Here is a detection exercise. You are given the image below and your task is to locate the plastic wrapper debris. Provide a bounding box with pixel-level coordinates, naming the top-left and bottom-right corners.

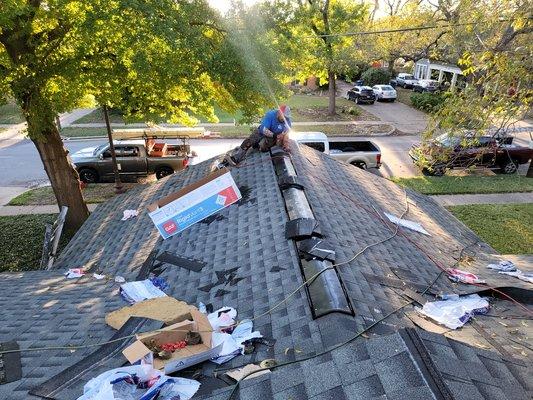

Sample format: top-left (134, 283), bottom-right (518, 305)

top-left (120, 279), bottom-right (167, 304)
top-left (210, 319), bottom-right (262, 365)
top-left (499, 270), bottom-right (533, 284)
top-left (77, 364), bottom-right (200, 400)
top-left (416, 294), bottom-right (489, 329)
top-left (121, 210), bottom-right (139, 221)
top-left (208, 307), bottom-right (237, 331)
top-left (65, 268), bottom-right (86, 279)
top-left (486, 260), bottom-right (517, 272)
top-left (384, 213), bottom-right (430, 235)
top-left (446, 268), bottom-right (485, 284)
top-left (93, 273), bottom-right (106, 280)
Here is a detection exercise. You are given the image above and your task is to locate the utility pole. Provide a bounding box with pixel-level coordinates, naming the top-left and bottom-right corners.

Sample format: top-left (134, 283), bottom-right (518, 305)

top-left (103, 105), bottom-right (125, 194)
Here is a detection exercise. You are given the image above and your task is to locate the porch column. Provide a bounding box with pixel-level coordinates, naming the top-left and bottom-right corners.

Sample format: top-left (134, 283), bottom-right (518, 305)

top-left (438, 70), bottom-right (444, 83)
top-left (451, 73), bottom-right (458, 88)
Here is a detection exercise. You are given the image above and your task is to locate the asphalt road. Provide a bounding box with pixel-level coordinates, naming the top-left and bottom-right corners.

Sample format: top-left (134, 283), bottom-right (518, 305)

top-left (0, 135), bottom-right (421, 188)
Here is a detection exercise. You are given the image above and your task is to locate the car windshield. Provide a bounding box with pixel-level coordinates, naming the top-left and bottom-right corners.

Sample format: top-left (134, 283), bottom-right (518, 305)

top-left (93, 144), bottom-right (108, 155)
top-left (381, 85), bottom-right (394, 90)
top-left (435, 134), bottom-right (460, 147)
top-left (403, 75), bottom-right (415, 80)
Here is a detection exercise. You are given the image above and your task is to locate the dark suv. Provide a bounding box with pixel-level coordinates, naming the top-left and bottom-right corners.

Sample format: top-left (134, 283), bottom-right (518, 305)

top-left (409, 134), bottom-right (533, 175)
top-left (347, 86), bottom-right (376, 104)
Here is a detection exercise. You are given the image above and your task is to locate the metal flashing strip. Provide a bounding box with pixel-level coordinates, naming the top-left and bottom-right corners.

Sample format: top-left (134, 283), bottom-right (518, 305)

top-left (270, 145), bottom-right (353, 319)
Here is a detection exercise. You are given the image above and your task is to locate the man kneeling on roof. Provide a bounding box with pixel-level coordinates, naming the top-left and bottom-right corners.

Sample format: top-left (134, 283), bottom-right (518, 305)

top-left (224, 105), bottom-right (292, 166)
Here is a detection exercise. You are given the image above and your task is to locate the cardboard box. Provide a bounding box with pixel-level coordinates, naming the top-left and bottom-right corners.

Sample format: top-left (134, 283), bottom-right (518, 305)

top-left (123, 308), bottom-right (223, 373)
top-left (147, 168), bottom-right (241, 239)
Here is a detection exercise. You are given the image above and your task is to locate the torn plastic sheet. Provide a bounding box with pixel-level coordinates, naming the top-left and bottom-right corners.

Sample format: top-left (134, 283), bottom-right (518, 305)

top-left (446, 268), bottom-right (486, 284)
top-left (120, 280), bottom-right (167, 304)
top-left (486, 260), bottom-right (517, 272)
top-left (384, 213), bottom-right (430, 235)
top-left (121, 210), bottom-right (139, 221)
top-left (416, 294), bottom-right (489, 329)
top-left (77, 364), bottom-right (200, 400)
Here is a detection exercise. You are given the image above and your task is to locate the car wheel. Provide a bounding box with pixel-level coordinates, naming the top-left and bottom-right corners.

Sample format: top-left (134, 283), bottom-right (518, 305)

top-left (355, 97), bottom-right (360, 104)
top-left (156, 166), bottom-right (174, 179)
top-left (370, 101), bottom-right (375, 105)
top-left (351, 161), bottom-right (367, 170)
top-left (501, 159), bottom-right (519, 174)
top-left (78, 168), bottom-right (99, 183)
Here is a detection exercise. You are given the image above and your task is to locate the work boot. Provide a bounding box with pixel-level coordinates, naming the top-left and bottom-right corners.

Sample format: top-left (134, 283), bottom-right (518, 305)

top-left (230, 147), bottom-right (247, 164)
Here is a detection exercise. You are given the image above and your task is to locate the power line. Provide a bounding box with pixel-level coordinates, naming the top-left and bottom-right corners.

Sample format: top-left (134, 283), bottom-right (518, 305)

top-left (299, 17), bottom-right (531, 39)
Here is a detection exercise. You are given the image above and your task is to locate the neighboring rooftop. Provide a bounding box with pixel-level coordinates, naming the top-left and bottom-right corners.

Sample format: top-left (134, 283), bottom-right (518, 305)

top-left (1, 142), bottom-right (531, 400)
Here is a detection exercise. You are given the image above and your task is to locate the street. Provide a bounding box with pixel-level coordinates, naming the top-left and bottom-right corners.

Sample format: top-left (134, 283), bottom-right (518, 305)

top-left (0, 135), bottom-right (421, 188)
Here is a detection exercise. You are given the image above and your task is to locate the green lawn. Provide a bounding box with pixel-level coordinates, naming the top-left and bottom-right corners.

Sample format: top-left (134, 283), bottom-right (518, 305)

top-left (0, 214), bottom-right (74, 272)
top-left (448, 204), bottom-right (533, 254)
top-left (0, 102), bottom-right (25, 124)
top-left (60, 127), bottom-right (108, 137)
top-left (392, 175), bottom-right (533, 195)
top-left (72, 94), bottom-right (376, 125)
top-left (9, 183), bottom-right (139, 206)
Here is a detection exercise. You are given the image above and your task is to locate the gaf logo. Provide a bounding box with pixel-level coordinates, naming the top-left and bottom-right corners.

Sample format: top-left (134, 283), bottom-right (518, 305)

top-left (216, 194), bottom-right (227, 206)
top-left (163, 220), bottom-right (178, 234)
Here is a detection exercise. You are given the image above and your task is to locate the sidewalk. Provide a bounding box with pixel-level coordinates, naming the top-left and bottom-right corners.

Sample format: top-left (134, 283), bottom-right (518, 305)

top-left (0, 203), bottom-right (98, 216)
top-left (431, 192), bottom-right (533, 206)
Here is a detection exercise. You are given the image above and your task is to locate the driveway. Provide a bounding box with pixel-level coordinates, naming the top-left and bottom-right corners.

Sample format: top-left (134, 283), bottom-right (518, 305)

top-left (338, 81), bottom-right (428, 134)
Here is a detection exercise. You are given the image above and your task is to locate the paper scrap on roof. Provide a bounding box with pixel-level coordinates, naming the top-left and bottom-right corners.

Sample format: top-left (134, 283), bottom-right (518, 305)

top-left (384, 213), bottom-right (430, 235)
top-left (416, 294), bottom-right (489, 329)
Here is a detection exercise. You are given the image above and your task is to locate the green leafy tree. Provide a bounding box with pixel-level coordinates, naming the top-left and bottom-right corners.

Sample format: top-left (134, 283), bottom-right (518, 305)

top-left (420, 0), bottom-right (532, 175)
top-left (361, 68), bottom-right (391, 86)
top-left (0, 0), bottom-right (282, 231)
top-left (262, 0), bottom-right (367, 115)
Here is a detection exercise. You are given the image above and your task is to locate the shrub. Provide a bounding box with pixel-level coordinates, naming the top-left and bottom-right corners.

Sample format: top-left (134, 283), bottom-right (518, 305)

top-left (410, 92), bottom-right (446, 112)
top-left (360, 68), bottom-right (392, 87)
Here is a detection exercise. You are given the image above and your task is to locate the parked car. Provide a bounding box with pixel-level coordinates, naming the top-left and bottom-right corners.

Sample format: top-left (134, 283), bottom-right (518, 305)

top-left (395, 73), bottom-right (418, 89)
top-left (291, 131), bottom-right (381, 169)
top-left (71, 139), bottom-right (193, 183)
top-left (412, 79), bottom-right (439, 93)
top-left (347, 86), bottom-right (376, 104)
top-left (372, 85), bottom-right (397, 102)
top-left (409, 133), bottom-right (533, 175)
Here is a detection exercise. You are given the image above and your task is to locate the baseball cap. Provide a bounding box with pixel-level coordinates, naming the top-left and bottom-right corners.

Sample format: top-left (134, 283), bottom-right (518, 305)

top-left (279, 104), bottom-right (291, 119)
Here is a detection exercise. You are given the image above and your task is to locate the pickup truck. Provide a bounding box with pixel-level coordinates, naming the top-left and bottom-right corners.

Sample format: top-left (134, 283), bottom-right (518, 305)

top-left (71, 139), bottom-right (192, 183)
top-left (393, 73), bottom-right (419, 89)
top-left (291, 132), bottom-right (382, 169)
top-left (409, 133), bottom-right (533, 175)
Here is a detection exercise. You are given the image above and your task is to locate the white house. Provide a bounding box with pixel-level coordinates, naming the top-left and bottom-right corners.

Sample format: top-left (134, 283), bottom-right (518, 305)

top-left (414, 58), bottom-right (463, 88)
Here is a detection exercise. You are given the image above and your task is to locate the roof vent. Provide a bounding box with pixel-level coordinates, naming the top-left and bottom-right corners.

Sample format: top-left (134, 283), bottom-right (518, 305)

top-left (271, 146), bottom-right (353, 319)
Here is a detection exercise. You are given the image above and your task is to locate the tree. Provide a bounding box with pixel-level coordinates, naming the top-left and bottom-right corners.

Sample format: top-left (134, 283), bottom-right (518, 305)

top-left (262, 0), bottom-right (367, 115)
top-left (416, 0), bottom-right (532, 175)
top-left (361, 68), bottom-right (391, 86)
top-left (0, 0), bottom-right (282, 231)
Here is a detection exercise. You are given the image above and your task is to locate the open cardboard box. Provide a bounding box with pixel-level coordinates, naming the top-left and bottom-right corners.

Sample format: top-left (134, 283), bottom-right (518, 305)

top-left (123, 308), bottom-right (223, 373)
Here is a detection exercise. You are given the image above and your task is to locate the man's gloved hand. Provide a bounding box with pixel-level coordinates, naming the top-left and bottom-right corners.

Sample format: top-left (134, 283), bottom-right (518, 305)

top-left (262, 128), bottom-right (274, 138)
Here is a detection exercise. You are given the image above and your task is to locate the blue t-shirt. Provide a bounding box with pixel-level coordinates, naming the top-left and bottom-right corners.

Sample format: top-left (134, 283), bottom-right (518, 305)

top-left (258, 110), bottom-right (292, 136)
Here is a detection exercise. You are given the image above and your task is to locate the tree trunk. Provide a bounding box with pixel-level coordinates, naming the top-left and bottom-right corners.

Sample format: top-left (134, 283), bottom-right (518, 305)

top-left (527, 161), bottom-right (533, 178)
top-left (328, 70), bottom-right (336, 116)
top-left (28, 113), bottom-right (89, 232)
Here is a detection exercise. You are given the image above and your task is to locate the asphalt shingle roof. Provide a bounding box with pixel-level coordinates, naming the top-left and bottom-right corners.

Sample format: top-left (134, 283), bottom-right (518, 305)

top-left (1, 141), bottom-right (531, 399)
